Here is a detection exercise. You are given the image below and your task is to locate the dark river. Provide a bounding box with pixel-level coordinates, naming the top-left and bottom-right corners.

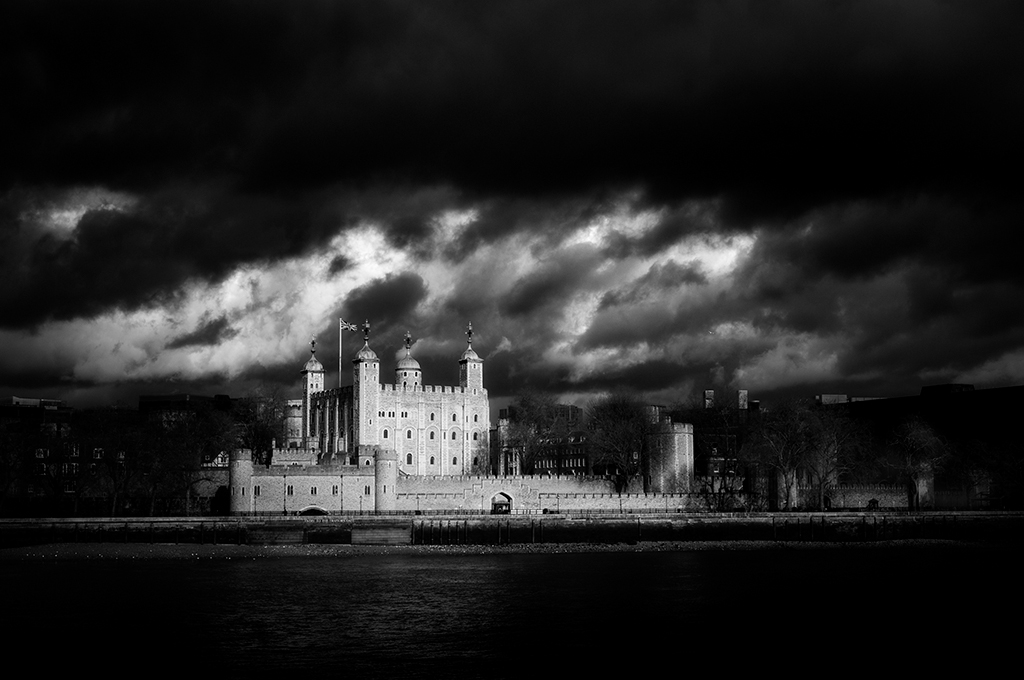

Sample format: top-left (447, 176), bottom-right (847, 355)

top-left (4, 544), bottom-right (1019, 677)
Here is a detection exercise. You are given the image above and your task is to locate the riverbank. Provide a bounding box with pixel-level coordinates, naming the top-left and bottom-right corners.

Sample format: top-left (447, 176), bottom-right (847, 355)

top-left (2, 537), bottom-right (1015, 561)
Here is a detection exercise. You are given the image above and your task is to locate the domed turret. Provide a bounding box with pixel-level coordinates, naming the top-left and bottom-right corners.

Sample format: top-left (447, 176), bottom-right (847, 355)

top-left (356, 343), bottom-right (379, 362)
top-left (304, 352), bottom-right (324, 373)
top-left (301, 337), bottom-right (325, 443)
top-left (352, 320), bottom-right (381, 447)
top-left (302, 336), bottom-right (325, 373)
top-left (353, 320), bottom-right (379, 363)
top-left (396, 331), bottom-right (422, 386)
top-left (459, 322), bottom-right (483, 391)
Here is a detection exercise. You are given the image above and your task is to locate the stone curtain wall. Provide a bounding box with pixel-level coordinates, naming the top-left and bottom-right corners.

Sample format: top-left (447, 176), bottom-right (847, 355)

top-left (797, 484), bottom-right (907, 510)
top-left (395, 475), bottom-right (700, 513)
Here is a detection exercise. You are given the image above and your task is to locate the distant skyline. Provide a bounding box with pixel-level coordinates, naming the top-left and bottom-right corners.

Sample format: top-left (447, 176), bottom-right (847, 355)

top-left (3, 1), bottom-right (1023, 411)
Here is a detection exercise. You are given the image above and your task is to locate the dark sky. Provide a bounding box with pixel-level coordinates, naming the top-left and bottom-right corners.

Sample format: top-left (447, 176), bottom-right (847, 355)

top-left (3, 0), bottom-right (1023, 413)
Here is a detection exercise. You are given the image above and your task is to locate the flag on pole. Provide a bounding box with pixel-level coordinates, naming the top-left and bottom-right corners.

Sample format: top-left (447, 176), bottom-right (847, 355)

top-left (339, 318), bottom-right (359, 389)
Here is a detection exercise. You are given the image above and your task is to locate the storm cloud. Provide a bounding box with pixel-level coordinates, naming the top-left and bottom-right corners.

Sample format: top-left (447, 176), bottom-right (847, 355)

top-left (3, 0), bottom-right (1024, 410)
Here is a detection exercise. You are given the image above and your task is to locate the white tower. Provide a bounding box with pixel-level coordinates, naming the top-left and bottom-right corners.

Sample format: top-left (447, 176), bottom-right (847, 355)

top-left (353, 320), bottom-right (380, 447)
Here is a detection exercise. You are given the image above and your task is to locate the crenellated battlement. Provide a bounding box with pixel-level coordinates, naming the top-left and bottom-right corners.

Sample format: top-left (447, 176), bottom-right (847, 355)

top-left (378, 383), bottom-right (487, 395)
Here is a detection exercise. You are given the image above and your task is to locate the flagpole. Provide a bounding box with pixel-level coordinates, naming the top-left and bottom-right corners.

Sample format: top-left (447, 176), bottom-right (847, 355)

top-left (339, 318), bottom-right (359, 388)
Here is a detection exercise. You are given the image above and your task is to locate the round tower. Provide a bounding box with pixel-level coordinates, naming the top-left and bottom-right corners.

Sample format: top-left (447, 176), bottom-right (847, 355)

top-left (302, 337), bottom-right (325, 443)
top-left (648, 420), bottom-right (694, 493)
top-left (229, 449), bottom-right (254, 515)
top-left (374, 447), bottom-right (399, 512)
top-left (459, 322), bottom-right (484, 391)
top-left (396, 331), bottom-right (422, 387)
top-left (353, 320), bottom-right (380, 447)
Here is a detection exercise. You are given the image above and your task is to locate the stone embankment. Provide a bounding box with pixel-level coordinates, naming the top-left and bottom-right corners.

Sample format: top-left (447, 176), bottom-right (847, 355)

top-left (2, 511), bottom-right (1021, 549)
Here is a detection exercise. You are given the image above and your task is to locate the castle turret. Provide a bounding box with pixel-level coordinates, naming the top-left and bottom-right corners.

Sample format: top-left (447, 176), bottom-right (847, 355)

top-left (459, 322), bottom-right (484, 391)
top-left (353, 320), bottom-right (380, 447)
top-left (375, 447), bottom-right (398, 512)
top-left (229, 449), bottom-right (254, 515)
top-left (647, 420), bottom-right (694, 493)
top-left (302, 337), bottom-right (325, 443)
top-left (396, 331), bottom-right (422, 387)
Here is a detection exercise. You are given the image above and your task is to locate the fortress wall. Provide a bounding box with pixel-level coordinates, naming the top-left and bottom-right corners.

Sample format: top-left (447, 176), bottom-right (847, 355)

top-left (797, 484), bottom-right (907, 509)
top-left (236, 465), bottom-right (375, 514)
top-left (394, 475), bottom-right (699, 512)
top-left (534, 492), bottom-right (693, 512)
top-left (398, 475), bottom-right (616, 495)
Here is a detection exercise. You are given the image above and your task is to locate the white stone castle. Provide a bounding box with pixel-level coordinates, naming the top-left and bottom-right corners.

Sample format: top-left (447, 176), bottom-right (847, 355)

top-left (292, 321), bottom-right (490, 474)
top-left (229, 320), bottom-right (695, 515)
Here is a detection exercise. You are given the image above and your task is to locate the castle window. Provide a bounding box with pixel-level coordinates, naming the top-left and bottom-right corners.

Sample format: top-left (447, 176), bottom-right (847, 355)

top-left (452, 457), bottom-right (457, 465)
top-left (430, 456), bottom-right (435, 465)
top-left (403, 372), bottom-right (407, 377)
top-left (287, 485), bottom-right (294, 496)
top-left (473, 432), bottom-right (479, 441)
top-left (474, 414), bottom-right (478, 422)
top-left (430, 413), bottom-right (435, 421)
top-left (452, 414), bottom-right (457, 422)
top-left (332, 485), bottom-right (338, 495)
top-left (311, 486), bottom-right (317, 495)
top-left (365, 459), bottom-right (371, 466)
top-left (451, 431), bottom-right (456, 440)
top-left (254, 485), bottom-right (261, 497)
top-left (364, 485), bottom-right (370, 495)
top-left (383, 430), bottom-right (389, 439)
top-left (406, 430), bottom-right (412, 439)
top-left (406, 453), bottom-right (412, 465)
top-left (473, 457), bottom-right (478, 466)
top-left (429, 431), bottom-right (435, 440)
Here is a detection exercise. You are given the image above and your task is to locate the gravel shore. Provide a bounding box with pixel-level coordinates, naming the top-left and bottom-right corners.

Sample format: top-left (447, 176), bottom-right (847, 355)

top-left (0, 538), bottom-right (992, 561)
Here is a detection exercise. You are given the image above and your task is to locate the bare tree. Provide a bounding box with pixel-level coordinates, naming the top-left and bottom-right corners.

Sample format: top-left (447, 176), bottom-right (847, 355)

top-left (234, 386), bottom-right (286, 466)
top-left (803, 408), bottom-right (866, 510)
top-left (886, 418), bottom-right (949, 510)
top-left (502, 391), bottom-right (557, 475)
top-left (75, 408), bottom-right (147, 516)
top-left (741, 401), bottom-right (815, 510)
top-left (586, 391), bottom-right (655, 493)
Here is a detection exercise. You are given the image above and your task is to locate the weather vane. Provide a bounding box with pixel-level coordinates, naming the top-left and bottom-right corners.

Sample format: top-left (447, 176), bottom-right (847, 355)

top-left (404, 330), bottom-right (413, 350)
top-left (310, 335), bottom-right (316, 354)
top-left (362, 319), bottom-right (371, 342)
top-left (465, 322), bottom-right (473, 345)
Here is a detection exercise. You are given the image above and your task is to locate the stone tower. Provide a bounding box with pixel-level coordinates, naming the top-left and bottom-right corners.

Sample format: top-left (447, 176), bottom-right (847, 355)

top-left (375, 448), bottom-right (398, 511)
top-left (396, 331), bottom-right (422, 387)
top-left (301, 337), bottom-right (325, 443)
top-left (459, 322), bottom-right (484, 391)
top-left (353, 320), bottom-right (380, 447)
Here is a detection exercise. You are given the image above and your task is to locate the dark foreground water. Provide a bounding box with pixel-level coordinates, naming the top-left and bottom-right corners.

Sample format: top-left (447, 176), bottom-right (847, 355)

top-left (4, 543), bottom-right (1021, 677)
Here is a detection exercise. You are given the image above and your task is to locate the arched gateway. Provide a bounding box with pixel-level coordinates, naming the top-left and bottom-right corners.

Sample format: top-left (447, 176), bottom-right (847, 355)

top-left (490, 493), bottom-right (512, 514)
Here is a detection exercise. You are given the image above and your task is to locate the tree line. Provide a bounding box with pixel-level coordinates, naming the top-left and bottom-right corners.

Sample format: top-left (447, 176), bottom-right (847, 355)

top-left (499, 389), bottom-right (1020, 510)
top-left (0, 388), bottom-right (288, 517)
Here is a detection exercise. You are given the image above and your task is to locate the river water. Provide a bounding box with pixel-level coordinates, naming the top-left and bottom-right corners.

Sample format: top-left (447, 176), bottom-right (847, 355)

top-left (4, 543), bottom-right (1019, 677)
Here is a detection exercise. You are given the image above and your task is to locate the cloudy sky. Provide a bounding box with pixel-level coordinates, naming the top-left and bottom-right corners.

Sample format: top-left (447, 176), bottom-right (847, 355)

top-left (3, 0), bottom-right (1023, 414)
